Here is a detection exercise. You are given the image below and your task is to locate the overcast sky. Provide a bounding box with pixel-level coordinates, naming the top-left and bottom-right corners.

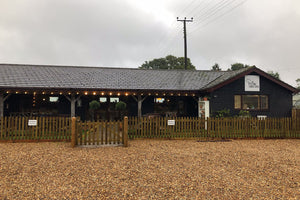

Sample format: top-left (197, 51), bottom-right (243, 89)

top-left (0, 0), bottom-right (299, 86)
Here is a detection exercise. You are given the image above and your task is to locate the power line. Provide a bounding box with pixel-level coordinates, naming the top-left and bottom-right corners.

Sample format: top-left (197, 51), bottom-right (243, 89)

top-left (189, 0), bottom-right (248, 34)
top-left (177, 0), bottom-right (198, 17)
top-left (155, 0), bottom-right (197, 46)
top-left (157, 23), bottom-right (182, 56)
top-left (189, 0), bottom-right (238, 32)
top-left (189, 0), bottom-right (223, 19)
top-left (156, 0), bottom-right (247, 58)
top-left (158, 0), bottom-right (235, 56)
top-left (194, 0), bottom-right (236, 18)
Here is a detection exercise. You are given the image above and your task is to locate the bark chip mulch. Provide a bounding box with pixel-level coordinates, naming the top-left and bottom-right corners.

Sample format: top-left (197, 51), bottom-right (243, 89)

top-left (0, 139), bottom-right (299, 199)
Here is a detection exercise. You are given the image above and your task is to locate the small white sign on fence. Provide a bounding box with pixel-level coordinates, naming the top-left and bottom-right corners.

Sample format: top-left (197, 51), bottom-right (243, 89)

top-left (167, 120), bottom-right (175, 126)
top-left (28, 119), bottom-right (37, 126)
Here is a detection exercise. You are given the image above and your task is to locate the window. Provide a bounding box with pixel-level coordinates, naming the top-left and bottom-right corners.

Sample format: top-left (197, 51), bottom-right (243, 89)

top-left (154, 98), bottom-right (165, 103)
top-left (234, 95), bottom-right (241, 109)
top-left (234, 95), bottom-right (268, 110)
top-left (49, 96), bottom-right (59, 102)
top-left (110, 97), bottom-right (119, 103)
top-left (99, 97), bottom-right (107, 103)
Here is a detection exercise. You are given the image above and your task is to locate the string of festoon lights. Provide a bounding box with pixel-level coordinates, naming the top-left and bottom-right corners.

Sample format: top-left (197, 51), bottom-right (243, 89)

top-left (4, 90), bottom-right (197, 97)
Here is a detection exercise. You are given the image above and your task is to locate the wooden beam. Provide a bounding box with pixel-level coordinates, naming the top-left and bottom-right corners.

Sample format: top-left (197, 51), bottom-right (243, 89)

top-left (0, 93), bottom-right (11, 118)
top-left (132, 95), bottom-right (147, 118)
top-left (64, 94), bottom-right (81, 117)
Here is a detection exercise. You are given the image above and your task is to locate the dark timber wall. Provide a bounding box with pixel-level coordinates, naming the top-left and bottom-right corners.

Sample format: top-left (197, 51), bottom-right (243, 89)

top-left (210, 72), bottom-right (293, 117)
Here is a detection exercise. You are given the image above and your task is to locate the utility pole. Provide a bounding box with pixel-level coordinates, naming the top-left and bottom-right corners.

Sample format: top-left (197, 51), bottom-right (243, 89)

top-left (177, 17), bottom-right (193, 70)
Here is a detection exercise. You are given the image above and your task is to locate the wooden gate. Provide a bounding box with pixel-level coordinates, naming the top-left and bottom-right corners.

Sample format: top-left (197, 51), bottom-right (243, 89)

top-left (72, 117), bottom-right (128, 147)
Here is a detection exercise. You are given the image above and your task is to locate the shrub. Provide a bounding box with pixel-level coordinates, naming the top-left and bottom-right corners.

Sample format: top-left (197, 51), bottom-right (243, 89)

top-left (89, 100), bottom-right (100, 110)
top-left (238, 110), bottom-right (251, 118)
top-left (115, 101), bottom-right (127, 111)
top-left (214, 109), bottom-right (230, 118)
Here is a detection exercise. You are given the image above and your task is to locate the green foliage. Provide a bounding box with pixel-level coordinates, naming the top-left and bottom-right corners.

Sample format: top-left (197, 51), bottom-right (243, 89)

top-left (238, 110), bottom-right (251, 118)
top-left (89, 100), bottom-right (100, 110)
top-left (214, 109), bottom-right (230, 118)
top-left (115, 101), bottom-right (127, 111)
top-left (211, 63), bottom-right (221, 71)
top-left (296, 78), bottom-right (300, 89)
top-left (228, 63), bottom-right (255, 71)
top-left (139, 55), bottom-right (196, 70)
top-left (267, 71), bottom-right (280, 80)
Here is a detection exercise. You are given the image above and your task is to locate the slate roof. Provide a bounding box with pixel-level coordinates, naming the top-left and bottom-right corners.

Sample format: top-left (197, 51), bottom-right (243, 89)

top-left (0, 64), bottom-right (296, 93)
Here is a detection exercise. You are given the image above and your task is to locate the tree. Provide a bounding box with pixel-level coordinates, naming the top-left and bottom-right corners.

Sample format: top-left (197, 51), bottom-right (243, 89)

top-left (139, 55), bottom-right (196, 70)
top-left (89, 100), bottom-right (100, 121)
top-left (267, 71), bottom-right (280, 80)
top-left (115, 101), bottom-right (127, 119)
top-left (228, 63), bottom-right (255, 71)
top-left (211, 63), bottom-right (221, 71)
top-left (296, 78), bottom-right (300, 89)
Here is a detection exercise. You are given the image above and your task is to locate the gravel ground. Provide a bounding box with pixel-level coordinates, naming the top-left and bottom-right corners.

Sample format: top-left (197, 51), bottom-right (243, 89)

top-left (0, 139), bottom-right (300, 199)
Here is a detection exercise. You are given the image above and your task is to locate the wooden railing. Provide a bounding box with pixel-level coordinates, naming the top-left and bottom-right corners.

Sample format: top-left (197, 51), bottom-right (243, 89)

top-left (0, 116), bottom-right (71, 141)
top-left (207, 117), bottom-right (300, 138)
top-left (1, 116), bottom-right (299, 143)
top-left (128, 117), bottom-right (300, 139)
top-left (128, 117), bottom-right (207, 139)
top-left (0, 116), bottom-right (129, 146)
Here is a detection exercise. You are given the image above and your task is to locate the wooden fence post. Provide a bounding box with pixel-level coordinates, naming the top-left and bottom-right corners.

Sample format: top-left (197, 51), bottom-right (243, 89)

top-left (71, 117), bottom-right (77, 148)
top-left (123, 116), bottom-right (128, 147)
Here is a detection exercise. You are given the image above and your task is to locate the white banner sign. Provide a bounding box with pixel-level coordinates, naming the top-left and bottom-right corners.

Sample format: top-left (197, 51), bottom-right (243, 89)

top-left (245, 75), bottom-right (260, 91)
top-left (167, 120), bottom-right (175, 126)
top-left (28, 120), bottom-right (37, 126)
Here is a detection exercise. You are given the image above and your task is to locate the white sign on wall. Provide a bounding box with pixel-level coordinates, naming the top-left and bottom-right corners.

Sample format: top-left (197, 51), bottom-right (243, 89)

top-left (245, 75), bottom-right (260, 91)
top-left (28, 119), bottom-right (37, 126)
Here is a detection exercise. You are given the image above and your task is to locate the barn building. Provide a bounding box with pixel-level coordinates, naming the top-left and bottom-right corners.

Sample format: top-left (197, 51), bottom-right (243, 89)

top-left (0, 64), bottom-right (297, 120)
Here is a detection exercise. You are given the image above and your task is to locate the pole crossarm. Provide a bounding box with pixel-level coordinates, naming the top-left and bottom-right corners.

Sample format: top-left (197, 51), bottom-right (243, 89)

top-left (176, 17), bottom-right (193, 23)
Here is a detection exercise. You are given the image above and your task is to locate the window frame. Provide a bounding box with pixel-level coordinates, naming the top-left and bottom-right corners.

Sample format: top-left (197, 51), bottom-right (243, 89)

top-left (234, 94), bottom-right (269, 111)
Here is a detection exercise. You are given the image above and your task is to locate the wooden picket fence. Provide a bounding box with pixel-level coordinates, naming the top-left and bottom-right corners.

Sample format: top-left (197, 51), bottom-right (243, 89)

top-left (0, 116), bottom-right (71, 141)
top-left (128, 117), bottom-right (207, 139)
top-left (1, 116), bottom-right (299, 144)
top-left (128, 117), bottom-right (300, 139)
top-left (207, 117), bottom-right (300, 138)
top-left (74, 119), bottom-right (128, 146)
top-left (292, 109), bottom-right (300, 120)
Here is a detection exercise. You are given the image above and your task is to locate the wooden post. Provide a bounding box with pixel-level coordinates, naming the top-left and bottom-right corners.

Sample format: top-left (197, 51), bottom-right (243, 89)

top-left (71, 117), bottom-right (77, 148)
top-left (70, 95), bottom-right (76, 118)
top-left (0, 95), bottom-right (4, 118)
top-left (123, 116), bottom-right (128, 147)
top-left (132, 95), bottom-right (147, 118)
top-left (137, 97), bottom-right (142, 118)
top-left (64, 94), bottom-right (81, 118)
top-left (0, 93), bottom-right (11, 118)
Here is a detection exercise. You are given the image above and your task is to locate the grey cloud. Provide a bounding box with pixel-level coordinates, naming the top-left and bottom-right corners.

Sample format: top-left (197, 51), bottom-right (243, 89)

top-left (0, 0), bottom-right (299, 85)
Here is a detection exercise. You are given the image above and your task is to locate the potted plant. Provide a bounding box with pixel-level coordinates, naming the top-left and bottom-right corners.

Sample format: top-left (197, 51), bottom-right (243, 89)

top-left (115, 101), bottom-right (127, 119)
top-left (89, 100), bottom-right (100, 121)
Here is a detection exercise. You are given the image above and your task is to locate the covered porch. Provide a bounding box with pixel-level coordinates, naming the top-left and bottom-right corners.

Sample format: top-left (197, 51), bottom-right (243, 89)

top-left (0, 89), bottom-right (207, 121)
